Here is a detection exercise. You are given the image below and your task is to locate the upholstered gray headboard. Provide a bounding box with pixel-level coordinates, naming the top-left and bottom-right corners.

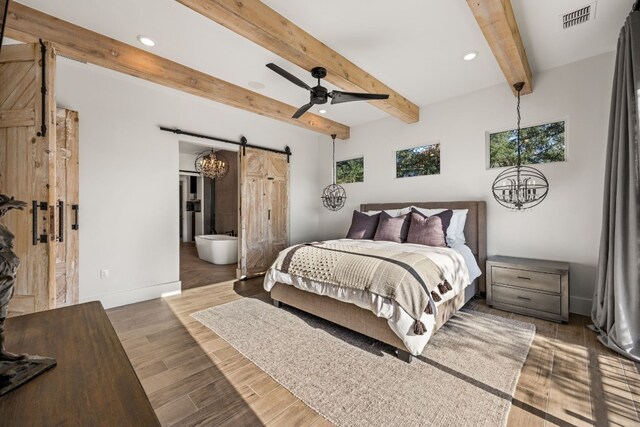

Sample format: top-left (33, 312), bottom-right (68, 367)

top-left (359, 201), bottom-right (487, 293)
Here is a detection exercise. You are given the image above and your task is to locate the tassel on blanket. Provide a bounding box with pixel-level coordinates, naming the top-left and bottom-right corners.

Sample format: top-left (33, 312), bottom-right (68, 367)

top-left (444, 280), bottom-right (453, 291)
top-left (425, 303), bottom-right (433, 315)
top-left (413, 319), bottom-right (427, 335)
top-left (431, 290), bottom-right (442, 302)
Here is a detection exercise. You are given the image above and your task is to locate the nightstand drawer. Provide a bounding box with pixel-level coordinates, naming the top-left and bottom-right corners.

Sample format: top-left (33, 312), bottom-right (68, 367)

top-left (491, 266), bottom-right (561, 294)
top-left (491, 284), bottom-right (561, 314)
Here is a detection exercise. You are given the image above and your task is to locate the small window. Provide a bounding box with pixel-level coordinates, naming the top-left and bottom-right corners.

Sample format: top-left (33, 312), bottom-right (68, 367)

top-left (489, 121), bottom-right (566, 168)
top-left (395, 144), bottom-right (440, 178)
top-left (336, 157), bottom-right (364, 184)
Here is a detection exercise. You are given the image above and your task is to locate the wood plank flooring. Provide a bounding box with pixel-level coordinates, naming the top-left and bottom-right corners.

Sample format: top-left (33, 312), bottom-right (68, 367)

top-left (180, 243), bottom-right (237, 291)
top-left (107, 280), bottom-right (640, 426)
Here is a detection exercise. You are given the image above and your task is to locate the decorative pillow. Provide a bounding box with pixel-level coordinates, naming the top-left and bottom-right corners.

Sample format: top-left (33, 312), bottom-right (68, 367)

top-left (346, 211), bottom-right (380, 240)
top-left (373, 212), bottom-right (410, 243)
top-left (406, 209), bottom-right (453, 247)
top-left (411, 207), bottom-right (468, 245)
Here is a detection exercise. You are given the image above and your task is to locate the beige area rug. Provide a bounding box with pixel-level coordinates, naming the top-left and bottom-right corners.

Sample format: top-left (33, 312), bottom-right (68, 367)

top-left (192, 298), bottom-right (535, 427)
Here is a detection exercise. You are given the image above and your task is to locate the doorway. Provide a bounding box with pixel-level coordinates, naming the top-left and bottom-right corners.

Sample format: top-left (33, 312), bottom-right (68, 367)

top-left (178, 141), bottom-right (238, 290)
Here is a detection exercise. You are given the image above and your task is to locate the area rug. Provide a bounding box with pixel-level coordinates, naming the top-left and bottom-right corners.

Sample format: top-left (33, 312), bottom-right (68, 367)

top-left (192, 298), bottom-right (535, 427)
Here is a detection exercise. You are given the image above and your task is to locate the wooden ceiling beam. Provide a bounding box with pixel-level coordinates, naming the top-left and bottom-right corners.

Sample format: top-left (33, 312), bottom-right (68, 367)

top-left (177, 0), bottom-right (420, 124)
top-left (5, 2), bottom-right (350, 139)
top-left (466, 0), bottom-right (533, 95)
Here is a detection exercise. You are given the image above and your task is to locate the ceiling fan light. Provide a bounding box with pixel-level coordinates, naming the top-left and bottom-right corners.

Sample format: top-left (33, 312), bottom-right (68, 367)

top-left (266, 63), bottom-right (389, 120)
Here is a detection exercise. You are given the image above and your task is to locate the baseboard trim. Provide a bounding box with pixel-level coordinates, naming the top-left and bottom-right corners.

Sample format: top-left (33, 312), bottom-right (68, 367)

top-left (570, 296), bottom-right (592, 317)
top-left (79, 280), bottom-right (182, 309)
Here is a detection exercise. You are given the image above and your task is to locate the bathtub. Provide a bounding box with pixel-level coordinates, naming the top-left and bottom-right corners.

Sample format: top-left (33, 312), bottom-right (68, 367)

top-left (194, 235), bottom-right (238, 265)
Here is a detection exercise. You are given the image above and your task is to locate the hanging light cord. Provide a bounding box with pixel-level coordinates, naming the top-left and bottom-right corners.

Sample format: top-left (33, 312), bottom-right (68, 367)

top-left (331, 134), bottom-right (337, 185)
top-left (516, 85), bottom-right (522, 167)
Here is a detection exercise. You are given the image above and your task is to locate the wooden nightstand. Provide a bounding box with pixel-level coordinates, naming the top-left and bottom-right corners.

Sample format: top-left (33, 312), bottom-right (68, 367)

top-left (486, 256), bottom-right (569, 323)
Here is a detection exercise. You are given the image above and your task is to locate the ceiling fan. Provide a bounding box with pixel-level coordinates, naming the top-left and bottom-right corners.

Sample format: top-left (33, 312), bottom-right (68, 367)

top-left (266, 63), bottom-right (390, 119)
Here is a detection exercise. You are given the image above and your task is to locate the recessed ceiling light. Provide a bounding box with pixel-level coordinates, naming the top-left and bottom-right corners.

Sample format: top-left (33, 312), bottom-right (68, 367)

top-left (319, 109), bottom-right (327, 114)
top-left (137, 35), bottom-right (156, 47)
top-left (248, 81), bottom-right (265, 90)
top-left (463, 51), bottom-right (478, 61)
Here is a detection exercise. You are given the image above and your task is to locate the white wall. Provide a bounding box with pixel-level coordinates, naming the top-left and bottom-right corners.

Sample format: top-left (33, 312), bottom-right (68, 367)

top-left (179, 152), bottom-right (198, 172)
top-left (317, 52), bottom-right (615, 315)
top-left (56, 59), bottom-right (321, 308)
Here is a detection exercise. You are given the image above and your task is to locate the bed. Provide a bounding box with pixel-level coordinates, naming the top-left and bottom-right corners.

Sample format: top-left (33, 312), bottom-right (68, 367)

top-left (264, 201), bottom-right (487, 363)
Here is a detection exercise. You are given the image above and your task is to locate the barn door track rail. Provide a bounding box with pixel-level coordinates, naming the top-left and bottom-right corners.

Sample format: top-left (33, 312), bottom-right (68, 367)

top-left (160, 127), bottom-right (292, 162)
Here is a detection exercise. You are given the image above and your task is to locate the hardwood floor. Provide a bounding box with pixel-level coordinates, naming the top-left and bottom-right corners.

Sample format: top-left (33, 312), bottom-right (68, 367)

top-left (180, 243), bottom-right (237, 291)
top-left (107, 280), bottom-right (640, 427)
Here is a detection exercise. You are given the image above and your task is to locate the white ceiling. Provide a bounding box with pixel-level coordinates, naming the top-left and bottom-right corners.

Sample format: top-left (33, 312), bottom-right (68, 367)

top-left (14, 0), bottom-right (632, 128)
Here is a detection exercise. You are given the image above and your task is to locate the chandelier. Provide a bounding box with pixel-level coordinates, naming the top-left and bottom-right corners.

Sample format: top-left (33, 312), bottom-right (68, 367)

top-left (321, 134), bottom-right (347, 211)
top-left (195, 149), bottom-right (229, 180)
top-left (492, 82), bottom-right (549, 210)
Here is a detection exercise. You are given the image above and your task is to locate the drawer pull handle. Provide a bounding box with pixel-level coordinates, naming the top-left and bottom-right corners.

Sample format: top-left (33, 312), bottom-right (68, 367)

top-left (517, 276), bottom-right (531, 280)
top-left (517, 296), bottom-right (532, 301)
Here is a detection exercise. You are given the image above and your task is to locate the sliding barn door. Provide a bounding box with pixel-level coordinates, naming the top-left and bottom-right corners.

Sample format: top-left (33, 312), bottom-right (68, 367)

top-left (239, 148), bottom-right (289, 278)
top-left (55, 108), bottom-right (80, 307)
top-left (0, 43), bottom-right (57, 316)
top-left (266, 151), bottom-right (289, 263)
top-left (239, 148), bottom-right (269, 277)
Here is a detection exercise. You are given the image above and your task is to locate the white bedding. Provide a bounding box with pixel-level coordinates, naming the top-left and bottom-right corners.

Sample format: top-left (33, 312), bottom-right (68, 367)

top-left (264, 239), bottom-right (481, 355)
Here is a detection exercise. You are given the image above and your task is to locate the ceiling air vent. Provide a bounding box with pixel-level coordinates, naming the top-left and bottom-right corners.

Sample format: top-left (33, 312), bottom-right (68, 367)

top-left (561, 3), bottom-right (596, 30)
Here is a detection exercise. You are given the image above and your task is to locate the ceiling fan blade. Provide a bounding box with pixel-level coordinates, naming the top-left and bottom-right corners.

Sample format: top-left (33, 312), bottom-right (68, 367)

top-left (329, 91), bottom-right (390, 105)
top-left (266, 63), bottom-right (311, 91)
top-left (292, 102), bottom-right (314, 119)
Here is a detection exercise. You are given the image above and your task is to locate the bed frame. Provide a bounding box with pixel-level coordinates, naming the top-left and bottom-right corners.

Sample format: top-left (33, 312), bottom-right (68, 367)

top-left (270, 201), bottom-right (487, 363)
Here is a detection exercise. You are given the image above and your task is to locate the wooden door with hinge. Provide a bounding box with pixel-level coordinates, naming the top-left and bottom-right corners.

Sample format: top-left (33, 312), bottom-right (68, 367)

top-left (55, 108), bottom-right (79, 307)
top-left (238, 148), bottom-right (290, 278)
top-left (0, 42), bottom-right (57, 316)
top-left (266, 152), bottom-right (289, 263)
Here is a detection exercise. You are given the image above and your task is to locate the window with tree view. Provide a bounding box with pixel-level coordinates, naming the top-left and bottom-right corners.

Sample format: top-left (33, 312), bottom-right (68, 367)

top-left (395, 144), bottom-right (440, 178)
top-left (336, 157), bottom-right (364, 184)
top-left (489, 120), bottom-right (566, 168)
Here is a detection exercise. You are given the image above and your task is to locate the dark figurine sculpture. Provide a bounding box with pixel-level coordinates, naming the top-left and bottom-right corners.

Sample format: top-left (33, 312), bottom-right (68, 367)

top-left (0, 194), bottom-right (56, 395)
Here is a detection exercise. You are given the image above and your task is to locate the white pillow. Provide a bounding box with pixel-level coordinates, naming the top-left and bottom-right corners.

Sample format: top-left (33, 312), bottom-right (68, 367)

top-left (364, 207), bottom-right (412, 217)
top-left (411, 207), bottom-right (468, 245)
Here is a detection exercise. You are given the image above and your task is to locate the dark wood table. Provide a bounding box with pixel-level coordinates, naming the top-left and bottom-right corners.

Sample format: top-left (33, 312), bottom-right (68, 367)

top-left (0, 302), bottom-right (160, 426)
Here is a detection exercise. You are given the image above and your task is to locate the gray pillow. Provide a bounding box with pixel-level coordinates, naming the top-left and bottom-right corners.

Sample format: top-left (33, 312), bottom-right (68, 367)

top-left (373, 212), bottom-right (409, 243)
top-left (346, 211), bottom-right (380, 239)
top-left (406, 210), bottom-right (452, 247)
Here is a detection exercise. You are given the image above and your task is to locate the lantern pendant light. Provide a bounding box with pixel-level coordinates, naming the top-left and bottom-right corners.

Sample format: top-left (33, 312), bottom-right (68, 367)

top-left (321, 134), bottom-right (347, 211)
top-left (491, 82), bottom-right (549, 210)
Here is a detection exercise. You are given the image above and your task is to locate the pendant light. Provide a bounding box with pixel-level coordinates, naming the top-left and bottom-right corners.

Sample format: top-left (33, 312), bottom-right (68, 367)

top-left (321, 134), bottom-right (347, 211)
top-left (492, 82), bottom-right (549, 210)
top-left (195, 149), bottom-right (229, 180)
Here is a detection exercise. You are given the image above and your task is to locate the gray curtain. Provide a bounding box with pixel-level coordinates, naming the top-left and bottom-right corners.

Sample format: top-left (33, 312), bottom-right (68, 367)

top-left (590, 10), bottom-right (640, 362)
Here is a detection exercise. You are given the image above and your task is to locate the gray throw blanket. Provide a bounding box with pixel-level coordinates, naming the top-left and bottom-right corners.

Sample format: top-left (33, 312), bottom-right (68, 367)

top-left (273, 242), bottom-right (452, 335)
